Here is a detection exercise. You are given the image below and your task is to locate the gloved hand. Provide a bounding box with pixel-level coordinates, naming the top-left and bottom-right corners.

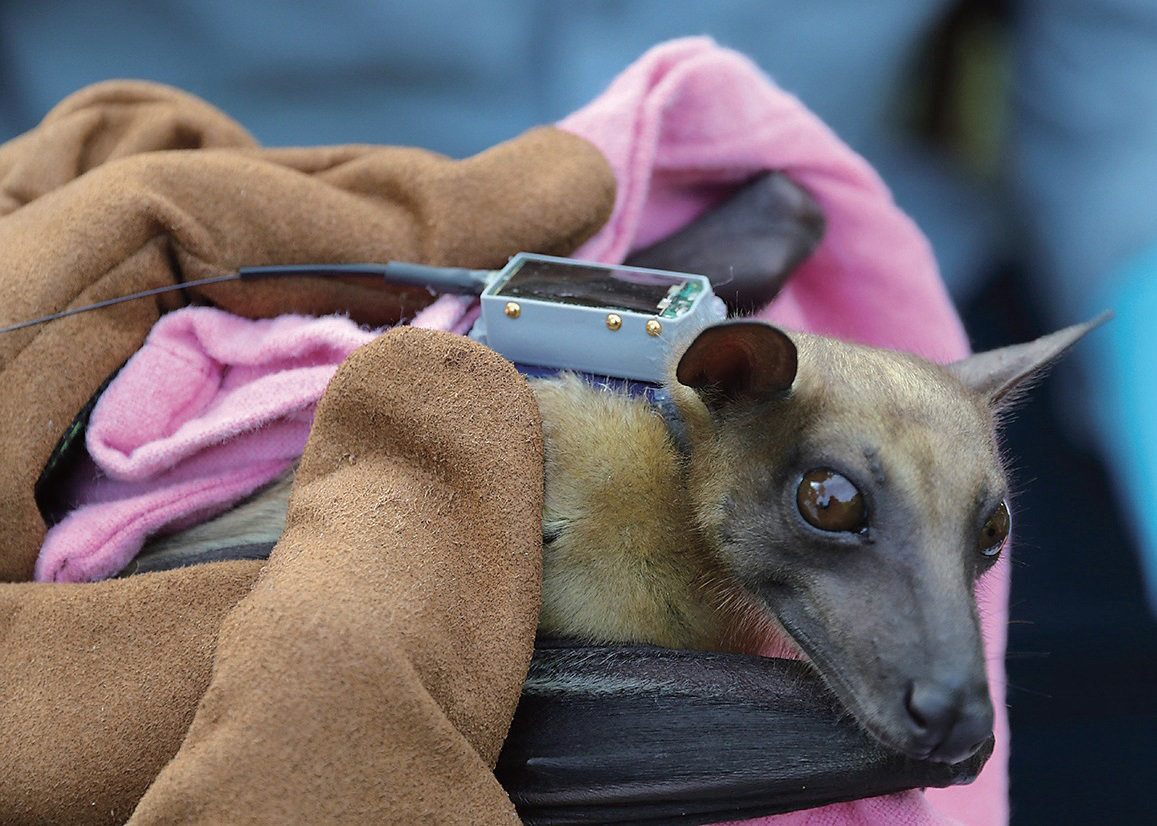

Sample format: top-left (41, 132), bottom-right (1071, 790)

top-left (0, 80), bottom-right (614, 580)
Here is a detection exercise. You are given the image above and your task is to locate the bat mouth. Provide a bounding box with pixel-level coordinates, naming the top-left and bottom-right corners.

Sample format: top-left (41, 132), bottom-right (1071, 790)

top-left (770, 612), bottom-right (992, 764)
top-left (709, 582), bottom-right (810, 660)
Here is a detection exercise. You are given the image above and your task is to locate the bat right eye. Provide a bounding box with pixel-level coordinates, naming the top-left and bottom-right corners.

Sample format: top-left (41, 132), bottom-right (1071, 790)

top-left (797, 469), bottom-right (866, 533)
top-left (979, 500), bottom-right (1011, 558)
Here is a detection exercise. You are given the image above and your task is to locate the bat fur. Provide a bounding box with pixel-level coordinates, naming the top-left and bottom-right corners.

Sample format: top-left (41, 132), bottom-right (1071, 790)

top-left (139, 315), bottom-right (1105, 765)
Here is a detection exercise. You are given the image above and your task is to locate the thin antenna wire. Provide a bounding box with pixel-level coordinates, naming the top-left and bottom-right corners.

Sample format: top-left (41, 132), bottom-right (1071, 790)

top-left (0, 263), bottom-right (497, 335)
top-left (0, 272), bottom-right (242, 335)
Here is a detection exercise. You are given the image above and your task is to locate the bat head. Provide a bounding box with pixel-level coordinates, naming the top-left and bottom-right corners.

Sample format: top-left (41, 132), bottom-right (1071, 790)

top-left (673, 316), bottom-right (1105, 762)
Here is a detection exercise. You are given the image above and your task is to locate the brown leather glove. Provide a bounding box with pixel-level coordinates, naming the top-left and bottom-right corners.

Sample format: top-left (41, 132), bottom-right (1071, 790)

top-left (0, 328), bottom-right (545, 823)
top-left (0, 79), bottom-right (614, 580)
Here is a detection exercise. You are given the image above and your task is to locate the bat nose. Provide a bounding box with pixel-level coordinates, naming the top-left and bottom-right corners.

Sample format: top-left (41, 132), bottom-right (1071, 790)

top-left (904, 677), bottom-right (994, 763)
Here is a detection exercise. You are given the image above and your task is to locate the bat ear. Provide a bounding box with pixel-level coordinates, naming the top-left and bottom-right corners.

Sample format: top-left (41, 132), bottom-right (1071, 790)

top-left (676, 321), bottom-right (797, 409)
top-left (947, 312), bottom-right (1111, 406)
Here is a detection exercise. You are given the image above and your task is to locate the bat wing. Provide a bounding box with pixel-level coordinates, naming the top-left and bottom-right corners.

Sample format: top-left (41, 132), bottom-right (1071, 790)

top-left (498, 639), bottom-right (991, 825)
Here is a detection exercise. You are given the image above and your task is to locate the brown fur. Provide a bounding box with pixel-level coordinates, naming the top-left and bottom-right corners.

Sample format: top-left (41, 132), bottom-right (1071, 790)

top-left (533, 374), bottom-right (727, 649)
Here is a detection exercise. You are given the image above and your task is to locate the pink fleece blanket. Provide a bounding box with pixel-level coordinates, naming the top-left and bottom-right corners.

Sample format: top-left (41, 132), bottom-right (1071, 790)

top-left (34, 294), bottom-right (475, 583)
top-left (36, 37), bottom-right (1007, 825)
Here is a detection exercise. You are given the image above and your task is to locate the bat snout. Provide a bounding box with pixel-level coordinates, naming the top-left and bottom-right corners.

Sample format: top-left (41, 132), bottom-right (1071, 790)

top-left (902, 675), bottom-right (994, 763)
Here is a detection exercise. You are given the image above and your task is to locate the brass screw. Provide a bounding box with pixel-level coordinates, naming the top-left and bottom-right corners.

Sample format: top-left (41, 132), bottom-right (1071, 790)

top-left (645, 319), bottom-right (662, 336)
top-left (504, 302), bottom-right (521, 319)
top-left (606, 313), bottom-right (623, 331)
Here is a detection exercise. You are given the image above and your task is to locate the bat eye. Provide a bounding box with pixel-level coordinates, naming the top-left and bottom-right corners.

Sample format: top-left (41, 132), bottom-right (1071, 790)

top-left (797, 469), bottom-right (866, 533)
top-left (979, 500), bottom-right (1011, 558)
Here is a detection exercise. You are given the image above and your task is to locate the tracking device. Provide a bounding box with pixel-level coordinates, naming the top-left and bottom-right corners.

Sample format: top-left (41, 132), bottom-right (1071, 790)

top-left (2, 253), bottom-right (727, 383)
top-left (471, 253), bottom-right (726, 383)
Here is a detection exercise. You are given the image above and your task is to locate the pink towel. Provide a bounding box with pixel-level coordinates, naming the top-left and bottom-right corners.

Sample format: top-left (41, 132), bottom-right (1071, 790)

top-left (559, 37), bottom-right (1005, 826)
top-left (35, 294), bottom-right (474, 583)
